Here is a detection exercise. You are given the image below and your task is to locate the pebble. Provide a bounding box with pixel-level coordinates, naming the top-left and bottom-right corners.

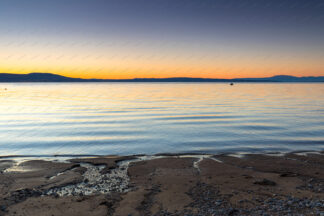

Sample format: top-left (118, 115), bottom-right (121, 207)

top-left (46, 158), bottom-right (141, 196)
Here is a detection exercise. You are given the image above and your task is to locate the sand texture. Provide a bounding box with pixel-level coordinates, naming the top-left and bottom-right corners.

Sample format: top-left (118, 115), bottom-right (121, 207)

top-left (0, 152), bottom-right (323, 216)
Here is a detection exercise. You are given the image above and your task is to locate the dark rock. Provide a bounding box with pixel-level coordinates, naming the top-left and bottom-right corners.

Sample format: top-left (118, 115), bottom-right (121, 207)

top-left (0, 205), bottom-right (6, 212)
top-left (280, 172), bottom-right (298, 177)
top-left (228, 208), bottom-right (238, 215)
top-left (254, 179), bottom-right (277, 186)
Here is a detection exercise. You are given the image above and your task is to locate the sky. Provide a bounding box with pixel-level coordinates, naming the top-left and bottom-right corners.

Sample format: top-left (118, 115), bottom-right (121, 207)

top-left (0, 0), bottom-right (324, 79)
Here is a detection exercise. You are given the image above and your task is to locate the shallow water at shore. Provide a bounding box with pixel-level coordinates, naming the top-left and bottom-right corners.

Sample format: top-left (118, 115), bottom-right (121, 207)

top-left (0, 83), bottom-right (324, 156)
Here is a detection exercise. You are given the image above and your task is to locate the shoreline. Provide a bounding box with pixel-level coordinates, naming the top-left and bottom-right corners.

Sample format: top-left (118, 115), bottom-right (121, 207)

top-left (1, 149), bottom-right (323, 159)
top-left (1, 151), bottom-right (323, 215)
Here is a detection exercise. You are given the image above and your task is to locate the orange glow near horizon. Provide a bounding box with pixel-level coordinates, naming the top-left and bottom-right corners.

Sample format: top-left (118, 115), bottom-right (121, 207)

top-left (1, 67), bottom-right (323, 79)
top-left (1, 58), bottom-right (323, 79)
top-left (1, 39), bottom-right (323, 79)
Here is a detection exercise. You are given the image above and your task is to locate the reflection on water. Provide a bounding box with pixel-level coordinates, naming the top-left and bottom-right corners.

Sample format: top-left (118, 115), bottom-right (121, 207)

top-left (0, 83), bottom-right (323, 156)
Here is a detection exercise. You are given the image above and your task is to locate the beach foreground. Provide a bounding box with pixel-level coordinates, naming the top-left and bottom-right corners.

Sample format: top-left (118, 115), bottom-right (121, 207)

top-left (0, 152), bottom-right (323, 216)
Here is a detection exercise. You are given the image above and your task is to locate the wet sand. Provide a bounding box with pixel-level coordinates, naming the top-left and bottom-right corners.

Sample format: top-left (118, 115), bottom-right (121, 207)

top-left (0, 152), bottom-right (323, 216)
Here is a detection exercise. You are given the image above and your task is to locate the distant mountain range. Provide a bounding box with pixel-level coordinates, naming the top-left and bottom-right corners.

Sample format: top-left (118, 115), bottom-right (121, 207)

top-left (0, 73), bottom-right (324, 82)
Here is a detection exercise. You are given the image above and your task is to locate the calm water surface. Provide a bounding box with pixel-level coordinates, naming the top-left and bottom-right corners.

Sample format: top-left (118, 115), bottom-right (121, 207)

top-left (0, 83), bottom-right (323, 156)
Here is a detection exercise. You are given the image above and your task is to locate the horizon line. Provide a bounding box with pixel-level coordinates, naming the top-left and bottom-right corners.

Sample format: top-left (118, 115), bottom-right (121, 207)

top-left (1, 72), bottom-right (324, 80)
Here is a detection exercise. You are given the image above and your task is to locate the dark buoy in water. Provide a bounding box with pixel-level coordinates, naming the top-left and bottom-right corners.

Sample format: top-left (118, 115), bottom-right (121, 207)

top-left (230, 83), bottom-right (234, 86)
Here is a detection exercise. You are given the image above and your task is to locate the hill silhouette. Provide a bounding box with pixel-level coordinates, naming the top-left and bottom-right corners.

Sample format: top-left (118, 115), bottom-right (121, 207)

top-left (0, 73), bottom-right (323, 82)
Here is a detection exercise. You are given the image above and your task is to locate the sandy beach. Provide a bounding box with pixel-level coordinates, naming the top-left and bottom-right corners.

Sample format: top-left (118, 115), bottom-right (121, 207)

top-left (0, 152), bottom-right (323, 216)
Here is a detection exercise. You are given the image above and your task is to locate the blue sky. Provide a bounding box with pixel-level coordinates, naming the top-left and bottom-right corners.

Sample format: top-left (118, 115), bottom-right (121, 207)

top-left (1, 0), bottom-right (324, 78)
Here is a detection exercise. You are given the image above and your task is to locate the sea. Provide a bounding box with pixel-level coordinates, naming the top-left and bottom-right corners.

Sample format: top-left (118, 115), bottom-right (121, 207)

top-left (0, 83), bottom-right (323, 156)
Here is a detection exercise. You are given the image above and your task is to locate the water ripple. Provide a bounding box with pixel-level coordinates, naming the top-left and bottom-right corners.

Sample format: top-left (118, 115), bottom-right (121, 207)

top-left (0, 83), bottom-right (324, 155)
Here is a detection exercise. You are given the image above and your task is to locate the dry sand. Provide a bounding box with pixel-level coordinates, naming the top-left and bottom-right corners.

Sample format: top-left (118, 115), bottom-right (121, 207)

top-left (0, 152), bottom-right (323, 216)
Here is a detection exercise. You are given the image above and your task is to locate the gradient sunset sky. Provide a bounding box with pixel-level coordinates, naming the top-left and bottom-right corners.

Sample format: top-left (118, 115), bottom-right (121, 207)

top-left (1, 0), bottom-right (324, 79)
